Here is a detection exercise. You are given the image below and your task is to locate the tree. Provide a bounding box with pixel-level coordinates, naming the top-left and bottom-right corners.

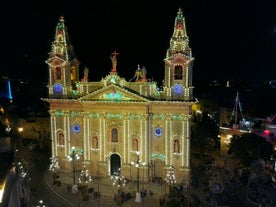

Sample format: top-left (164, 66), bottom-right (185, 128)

top-left (228, 133), bottom-right (274, 167)
top-left (191, 110), bottom-right (219, 152)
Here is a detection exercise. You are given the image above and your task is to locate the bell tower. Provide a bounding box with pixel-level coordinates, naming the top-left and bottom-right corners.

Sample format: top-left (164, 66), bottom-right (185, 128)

top-left (163, 8), bottom-right (194, 101)
top-left (46, 16), bottom-right (80, 98)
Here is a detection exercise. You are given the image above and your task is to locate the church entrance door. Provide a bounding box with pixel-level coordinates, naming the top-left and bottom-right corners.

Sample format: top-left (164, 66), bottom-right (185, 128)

top-left (110, 154), bottom-right (121, 175)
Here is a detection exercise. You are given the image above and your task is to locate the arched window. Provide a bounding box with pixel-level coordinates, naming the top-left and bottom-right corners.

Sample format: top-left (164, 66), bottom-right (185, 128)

top-left (174, 65), bottom-right (183, 80)
top-left (57, 132), bottom-right (64, 145)
top-left (56, 67), bottom-right (61, 80)
top-left (111, 128), bottom-right (118, 142)
top-left (173, 139), bottom-right (180, 153)
top-left (132, 138), bottom-right (138, 151)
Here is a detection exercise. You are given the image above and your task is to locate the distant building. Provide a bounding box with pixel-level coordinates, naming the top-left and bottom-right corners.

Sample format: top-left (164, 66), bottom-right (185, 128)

top-left (42, 8), bottom-right (195, 185)
top-left (0, 79), bottom-right (12, 153)
top-left (256, 114), bottom-right (276, 150)
top-left (0, 79), bottom-right (13, 102)
top-left (265, 114), bottom-right (276, 135)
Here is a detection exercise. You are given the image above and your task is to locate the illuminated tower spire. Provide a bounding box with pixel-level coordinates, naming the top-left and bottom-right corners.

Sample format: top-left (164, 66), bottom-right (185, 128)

top-left (163, 7), bottom-right (194, 101)
top-left (46, 16), bottom-right (80, 98)
top-left (166, 7), bottom-right (192, 58)
top-left (48, 16), bottom-right (76, 61)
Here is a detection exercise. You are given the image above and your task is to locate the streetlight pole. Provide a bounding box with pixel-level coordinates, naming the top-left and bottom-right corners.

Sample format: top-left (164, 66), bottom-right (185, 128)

top-left (78, 165), bottom-right (92, 201)
top-left (67, 146), bottom-right (81, 185)
top-left (142, 162), bottom-right (146, 191)
top-left (142, 163), bottom-right (144, 192)
top-left (49, 156), bottom-right (60, 185)
top-left (18, 127), bottom-right (23, 149)
top-left (36, 200), bottom-right (46, 207)
top-left (111, 168), bottom-right (126, 194)
top-left (72, 149), bottom-right (77, 185)
top-left (131, 151), bottom-right (142, 202)
top-left (164, 165), bottom-right (176, 195)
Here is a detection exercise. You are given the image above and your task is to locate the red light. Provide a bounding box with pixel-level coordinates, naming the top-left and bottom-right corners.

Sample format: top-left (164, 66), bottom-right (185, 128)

top-left (264, 130), bottom-right (271, 135)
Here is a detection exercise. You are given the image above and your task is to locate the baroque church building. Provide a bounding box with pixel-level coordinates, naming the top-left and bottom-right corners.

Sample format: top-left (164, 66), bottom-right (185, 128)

top-left (43, 8), bottom-right (196, 186)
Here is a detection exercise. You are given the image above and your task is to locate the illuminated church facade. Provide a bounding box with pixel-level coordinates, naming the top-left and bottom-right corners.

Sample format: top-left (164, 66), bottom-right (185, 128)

top-left (43, 8), bottom-right (195, 185)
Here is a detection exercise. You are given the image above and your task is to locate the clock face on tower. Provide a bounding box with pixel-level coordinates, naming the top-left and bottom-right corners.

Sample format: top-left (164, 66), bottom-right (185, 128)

top-left (173, 84), bottom-right (183, 95)
top-left (53, 83), bottom-right (63, 93)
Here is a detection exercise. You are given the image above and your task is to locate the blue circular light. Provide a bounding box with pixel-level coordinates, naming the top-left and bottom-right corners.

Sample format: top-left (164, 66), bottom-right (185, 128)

top-left (154, 127), bottom-right (162, 137)
top-left (53, 83), bottom-right (63, 93)
top-left (72, 124), bottom-right (80, 133)
top-left (173, 84), bottom-right (183, 95)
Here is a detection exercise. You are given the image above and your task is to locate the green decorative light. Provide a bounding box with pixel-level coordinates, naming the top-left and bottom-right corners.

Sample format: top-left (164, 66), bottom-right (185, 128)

top-left (172, 114), bottom-right (184, 120)
top-left (151, 153), bottom-right (166, 161)
top-left (58, 23), bottom-right (63, 29)
top-left (70, 147), bottom-right (84, 155)
top-left (70, 112), bottom-right (81, 117)
top-left (106, 113), bottom-right (123, 119)
top-left (110, 77), bottom-right (116, 83)
top-left (105, 91), bottom-right (122, 100)
top-left (153, 114), bottom-right (166, 120)
top-left (88, 113), bottom-right (100, 118)
top-left (129, 114), bottom-right (142, 119)
top-left (73, 90), bottom-right (79, 95)
top-left (55, 111), bottom-right (64, 116)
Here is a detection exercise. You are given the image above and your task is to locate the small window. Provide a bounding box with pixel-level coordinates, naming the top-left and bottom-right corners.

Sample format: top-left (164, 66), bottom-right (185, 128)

top-left (56, 67), bottom-right (61, 80)
top-left (174, 65), bottom-right (183, 80)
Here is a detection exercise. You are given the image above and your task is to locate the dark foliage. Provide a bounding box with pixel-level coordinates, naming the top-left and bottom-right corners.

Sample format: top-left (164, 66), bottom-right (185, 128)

top-left (228, 133), bottom-right (274, 166)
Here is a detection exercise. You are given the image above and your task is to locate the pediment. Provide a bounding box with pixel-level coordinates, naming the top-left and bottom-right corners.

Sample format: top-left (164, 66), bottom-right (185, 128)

top-left (46, 56), bottom-right (65, 67)
top-left (170, 54), bottom-right (189, 64)
top-left (79, 84), bottom-right (149, 102)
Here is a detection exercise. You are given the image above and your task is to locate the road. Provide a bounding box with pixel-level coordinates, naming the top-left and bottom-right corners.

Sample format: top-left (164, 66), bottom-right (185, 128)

top-left (22, 147), bottom-right (72, 207)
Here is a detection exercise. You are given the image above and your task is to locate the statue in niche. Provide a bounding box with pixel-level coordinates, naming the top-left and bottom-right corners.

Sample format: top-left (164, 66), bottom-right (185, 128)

top-left (92, 136), bottom-right (98, 149)
top-left (58, 132), bottom-right (64, 145)
top-left (132, 138), bottom-right (138, 151)
top-left (173, 139), bottom-right (180, 153)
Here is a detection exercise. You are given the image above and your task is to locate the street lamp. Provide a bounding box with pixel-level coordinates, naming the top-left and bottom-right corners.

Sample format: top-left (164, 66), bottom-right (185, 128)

top-left (164, 165), bottom-right (176, 194)
top-left (67, 146), bottom-right (81, 185)
top-left (131, 151), bottom-right (143, 202)
top-left (18, 127), bottom-right (23, 148)
top-left (49, 157), bottom-right (60, 185)
top-left (36, 200), bottom-right (46, 207)
top-left (78, 165), bottom-right (92, 201)
top-left (17, 162), bottom-right (31, 207)
top-left (111, 168), bottom-right (126, 194)
top-left (78, 165), bottom-right (92, 185)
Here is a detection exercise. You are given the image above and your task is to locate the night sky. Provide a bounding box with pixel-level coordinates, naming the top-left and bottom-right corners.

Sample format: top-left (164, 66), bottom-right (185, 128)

top-left (0, 0), bottom-right (275, 85)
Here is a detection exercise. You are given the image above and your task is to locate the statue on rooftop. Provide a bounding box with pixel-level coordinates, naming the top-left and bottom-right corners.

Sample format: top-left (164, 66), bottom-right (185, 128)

top-left (110, 50), bottom-right (119, 72)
